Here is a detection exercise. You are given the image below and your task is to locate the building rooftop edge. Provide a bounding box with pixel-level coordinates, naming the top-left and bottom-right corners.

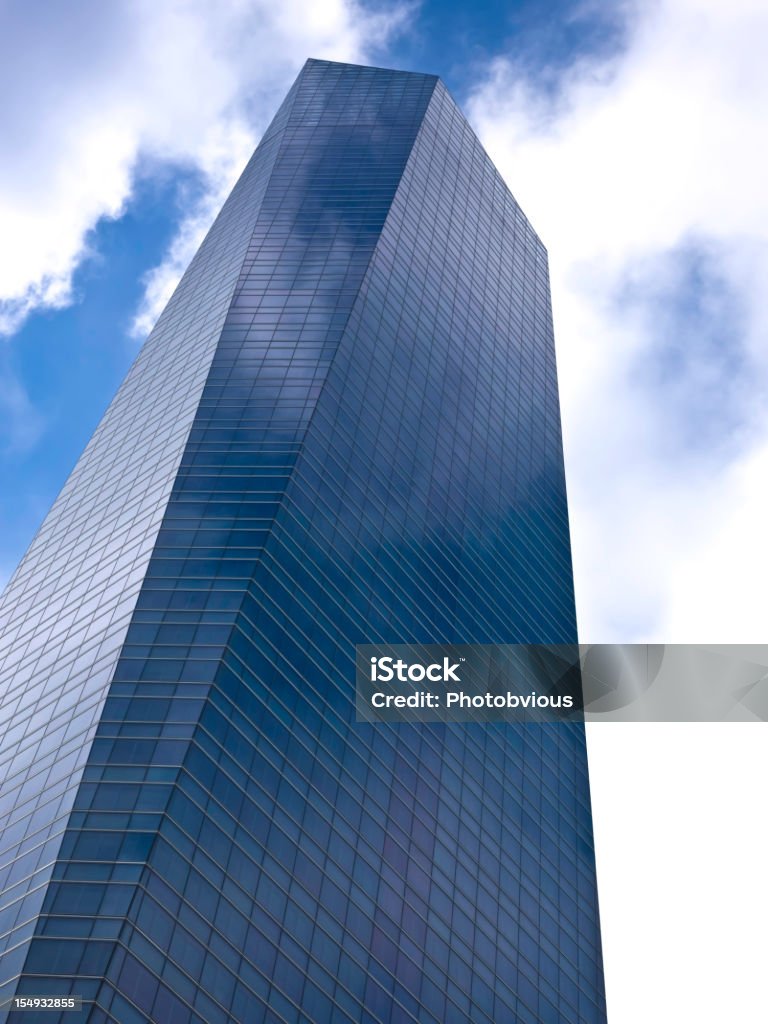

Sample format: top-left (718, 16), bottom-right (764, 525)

top-left (304, 56), bottom-right (441, 84)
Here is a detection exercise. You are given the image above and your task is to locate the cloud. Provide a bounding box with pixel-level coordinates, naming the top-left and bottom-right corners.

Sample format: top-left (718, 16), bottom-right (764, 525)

top-left (466, 0), bottom-right (768, 642)
top-left (0, 0), bottom-right (408, 339)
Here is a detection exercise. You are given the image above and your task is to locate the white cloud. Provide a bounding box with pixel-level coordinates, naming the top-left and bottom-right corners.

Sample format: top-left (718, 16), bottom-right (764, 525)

top-left (0, 0), bottom-right (408, 339)
top-left (587, 723), bottom-right (768, 1024)
top-left (466, 0), bottom-right (768, 643)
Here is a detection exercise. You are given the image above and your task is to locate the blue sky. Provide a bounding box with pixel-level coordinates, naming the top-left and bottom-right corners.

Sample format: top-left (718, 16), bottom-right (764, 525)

top-left (1, 3), bottom-right (768, 1021)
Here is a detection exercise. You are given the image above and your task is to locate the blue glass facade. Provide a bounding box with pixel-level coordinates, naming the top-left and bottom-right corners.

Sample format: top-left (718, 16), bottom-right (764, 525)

top-left (0, 60), bottom-right (606, 1023)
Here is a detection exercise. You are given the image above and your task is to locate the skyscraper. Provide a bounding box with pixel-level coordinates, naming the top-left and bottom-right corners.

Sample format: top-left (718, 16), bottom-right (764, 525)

top-left (0, 57), bottom-right (606, 1024)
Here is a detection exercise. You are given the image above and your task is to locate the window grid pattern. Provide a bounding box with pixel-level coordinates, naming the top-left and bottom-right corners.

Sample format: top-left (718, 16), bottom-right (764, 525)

top-left (5, 60), bottom-right (605, 1024)
top-left (0, 77), bottom-right (301, 1011)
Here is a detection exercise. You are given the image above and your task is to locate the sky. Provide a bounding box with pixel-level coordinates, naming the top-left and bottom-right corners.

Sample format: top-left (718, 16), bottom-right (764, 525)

top-left (1, 0), bottom-right (767, 1020)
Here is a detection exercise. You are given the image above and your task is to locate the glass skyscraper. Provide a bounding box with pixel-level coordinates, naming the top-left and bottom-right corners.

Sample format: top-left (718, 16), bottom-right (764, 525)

top-left (0, 59), bottom-right (606, 1023)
